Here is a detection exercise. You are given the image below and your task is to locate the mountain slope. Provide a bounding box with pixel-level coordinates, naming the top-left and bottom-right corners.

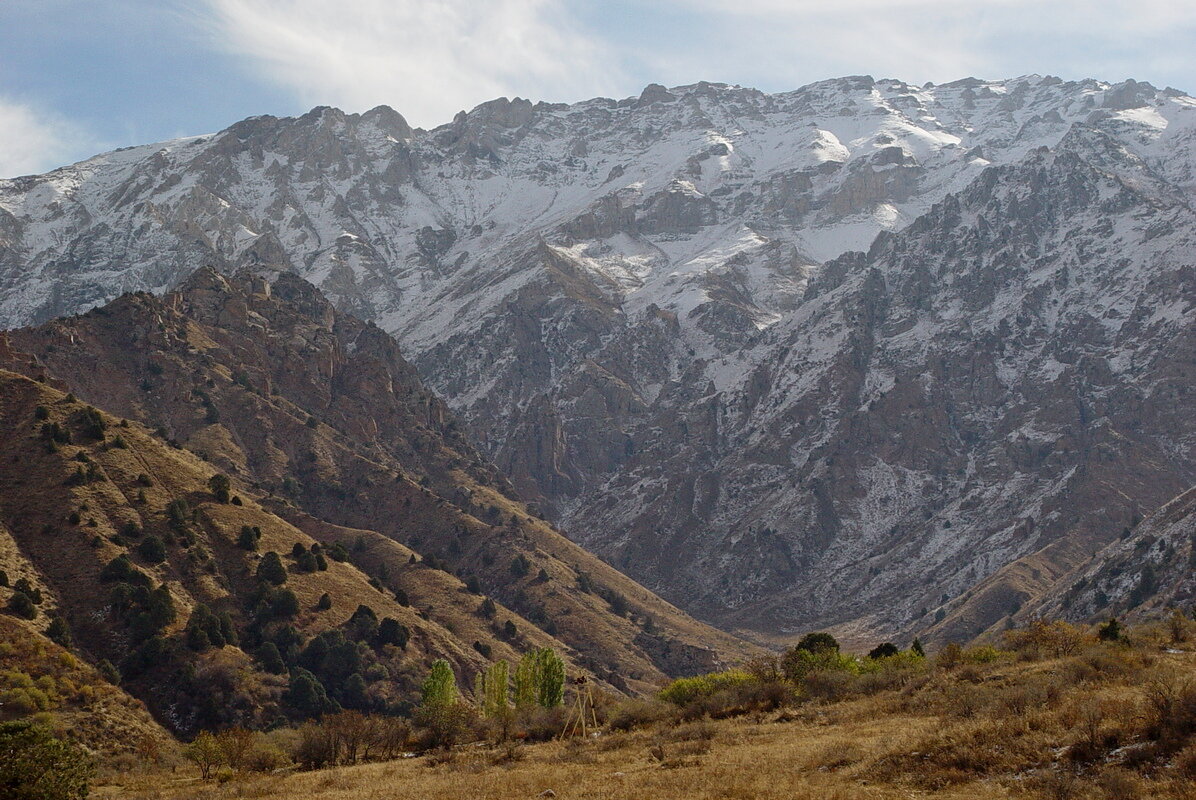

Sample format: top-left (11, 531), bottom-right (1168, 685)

top-left (0, 269), bottom-right (751, 689)
top-left (0, 368), bottom-right (612, 734)
top-left (1033, 484), bottom-right (1196, 622)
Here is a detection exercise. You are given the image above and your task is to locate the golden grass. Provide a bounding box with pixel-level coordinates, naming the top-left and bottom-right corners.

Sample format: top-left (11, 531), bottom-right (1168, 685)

top-left (90, 626), bottom-right (1196, 800)
top-left (96, 710), bottom-right (1004, 800)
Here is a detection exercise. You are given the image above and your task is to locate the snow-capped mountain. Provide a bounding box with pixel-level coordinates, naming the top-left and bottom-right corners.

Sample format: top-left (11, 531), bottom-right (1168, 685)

top-left (2, 74), bottom-right (1194, 641)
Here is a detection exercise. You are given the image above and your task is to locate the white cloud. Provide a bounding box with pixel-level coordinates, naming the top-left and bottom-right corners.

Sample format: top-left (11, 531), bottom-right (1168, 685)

top-left (0, 97), bottom-right (89, 178)
top-left (199, 0), bottom-right (623, 128)
top-left (655, 0), bottom-right (1196, 91)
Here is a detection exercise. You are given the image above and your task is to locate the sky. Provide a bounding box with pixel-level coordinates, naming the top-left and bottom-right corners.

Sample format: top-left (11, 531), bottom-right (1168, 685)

top-left (2, 0), bottom-right (1195, 178)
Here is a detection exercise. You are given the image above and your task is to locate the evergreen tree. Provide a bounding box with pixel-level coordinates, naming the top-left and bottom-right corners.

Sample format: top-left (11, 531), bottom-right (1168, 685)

top-left (285, 668), bottom-right (338, 719)
top-left (8, 591), bottom-right (36, 620)
top-left (795, 632), bottom-right (839, 654)
top-left (207, 473), bottom-right (231, 503)
top-left (237, 526), bottom-right (260, 551)
top-left (376, 617), bottom-right (408, 648)
top-left (911, 637), bottom-right (926, 657)
top-left (343, 673), bottom-right (370, 710)
top-left (137, 535), bottom-right (167, 564)
top-left (868, 642), bottom-right (900, 660)
top-left (256, 552), bottom-right (287, 585)
top-left (46, 616), bottom-right (72, 647)
top-left (255, 642), bottom-right (286, 674)
top-left (1098, 617), bottom-right (1123, 642)
top-left (0, 720), bottom-right (93, 800)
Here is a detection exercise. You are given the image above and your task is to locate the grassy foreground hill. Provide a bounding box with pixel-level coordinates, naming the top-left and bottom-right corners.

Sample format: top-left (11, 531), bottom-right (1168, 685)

top-left (87, 616), bottom-right (1196, 800)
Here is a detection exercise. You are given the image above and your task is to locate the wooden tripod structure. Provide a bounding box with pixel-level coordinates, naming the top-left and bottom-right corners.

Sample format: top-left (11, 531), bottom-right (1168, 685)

top-left (560, 676), bottom-right (599, 739)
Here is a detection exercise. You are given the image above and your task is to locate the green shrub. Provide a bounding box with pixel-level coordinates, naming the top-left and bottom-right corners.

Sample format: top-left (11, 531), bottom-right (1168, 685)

top-left (868, 642), bottom-right (900, 660)
top-left (208, 474), bottom-right (231, 504)
top-left (237, 526), bottom-right (261, 551)
top-left (8, 592), bottom-right (37, 620)
top-left (137, 535), bottom-right (167, 564)
top-left (0, 720), bottom-right (93, 800)
top-left (781, 648), bottom-right (859, 682)
top-left (660, 669), bottom-right (757, 707)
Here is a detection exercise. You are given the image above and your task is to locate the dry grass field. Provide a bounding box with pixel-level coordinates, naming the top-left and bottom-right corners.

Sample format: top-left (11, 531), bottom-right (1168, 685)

top-left (89, 619), bottom-right (1196, 800)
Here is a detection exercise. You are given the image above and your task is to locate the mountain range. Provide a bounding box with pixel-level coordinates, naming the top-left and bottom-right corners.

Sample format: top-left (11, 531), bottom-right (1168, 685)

top-left (1, 73), bottom-right (1194, 654)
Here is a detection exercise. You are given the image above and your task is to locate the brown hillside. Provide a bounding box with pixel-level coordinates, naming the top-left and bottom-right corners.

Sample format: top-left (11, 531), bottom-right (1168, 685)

top-left (0, 269), bottom-right (754, 695)
top-left (0, 370), bottom-right (622, 737)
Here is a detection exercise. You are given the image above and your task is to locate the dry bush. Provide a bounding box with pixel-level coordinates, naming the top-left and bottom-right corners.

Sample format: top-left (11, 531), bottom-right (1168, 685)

top-left (515, 706), bottom-right (567, 743)
top-left (1063, 697), bottom-right (1123, 764)
top-left (943, 682), bottom-right (990, 719)
top-left (807, 740), bottom-right (864, 772)
top-left (1028, 768), bottom-right (1088, 800)
top-left (801, 671), bottom-right (856, 704)
top-left (1098, 768), bottom-right (1144, 800)
top-left (1141, 672), bottom-right (1196, 747)
top-left (1006, 620), bottom-right (1090, 660)
top-left (557, 737), bottom-right (596, 764)
top-left (1174, 743), bottom-right (1196, 779)
top-left (294, 722), bottom-right (338, 770)
top-left (489, 741), bottom-right (526, 766)
top-left (672, 720), bottom-right (717, 742)
top-left (867, 716), bottom-right (1046, 789)
top-left (607, 698), bottom-right (677, 732)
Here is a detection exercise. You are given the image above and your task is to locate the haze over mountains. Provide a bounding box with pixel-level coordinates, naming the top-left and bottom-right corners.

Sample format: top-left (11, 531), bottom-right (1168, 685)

top-left (1, 73), bottom-right (1194, 650)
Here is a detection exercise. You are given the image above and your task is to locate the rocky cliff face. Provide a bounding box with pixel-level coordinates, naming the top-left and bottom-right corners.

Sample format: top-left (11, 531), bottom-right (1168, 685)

top-left (1, 75), bottom-right (1194, 642)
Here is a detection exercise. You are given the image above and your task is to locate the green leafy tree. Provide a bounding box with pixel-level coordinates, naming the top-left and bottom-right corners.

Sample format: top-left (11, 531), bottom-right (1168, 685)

top-left (183, 730), bottom-right (223, 780)
top-left (0, 720), bottom-right (93, 800)
top-left (795, 632), bottom-right (839, 654)
top-left (910, 638), bottom-right (926, 657)
top-left (421, 659), bottom-right (457, 709)
top-left (513, 647), bottom-right (565, 709)
top-left (476, 660), bottom-right (511, 719)
top-left (417, 660), bottom-right (471, 748)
